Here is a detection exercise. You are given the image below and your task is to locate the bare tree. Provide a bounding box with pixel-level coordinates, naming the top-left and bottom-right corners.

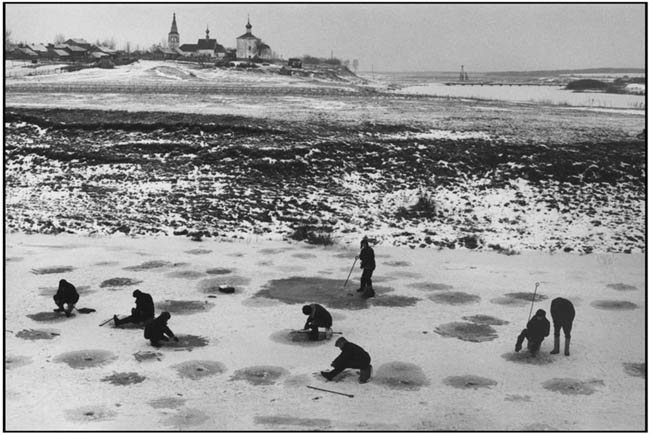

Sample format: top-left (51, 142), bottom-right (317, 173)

top-left (54, 34), bottom-right (66, 45)
top-left (352, 59), bottom-right (359, 72)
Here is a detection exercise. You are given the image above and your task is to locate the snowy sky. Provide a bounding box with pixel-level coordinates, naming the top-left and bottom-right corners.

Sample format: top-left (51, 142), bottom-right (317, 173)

top-left (4, 2), bottom-right (646, 72)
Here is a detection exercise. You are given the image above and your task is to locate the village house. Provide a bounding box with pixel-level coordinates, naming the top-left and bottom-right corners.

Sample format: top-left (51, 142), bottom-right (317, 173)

top-left (236, 18), bottom-right (272, 60)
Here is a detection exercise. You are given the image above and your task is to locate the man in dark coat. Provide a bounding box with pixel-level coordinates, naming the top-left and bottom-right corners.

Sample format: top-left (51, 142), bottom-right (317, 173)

top-left (144, 311), bottom-right (179, 347)
top-left (321, 337), bottom-right (372, 383)
top-left (515, 309), bottom-right (550, 356)
top-left (356, 236), bottom-right (375, 298)
top-left (302, 303), bottom-right (333, 341)
top-left (550, 297), bottom-right (575, 356)
top-left (114, 289), bottom-right (155, 327)
top-left (53, 279), bottom-right (79, 317)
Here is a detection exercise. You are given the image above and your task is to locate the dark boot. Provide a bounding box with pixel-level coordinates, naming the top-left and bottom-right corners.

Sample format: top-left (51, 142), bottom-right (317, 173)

top-left (361, 286), bottom-right (375, 299)
top-left (550, 335), bottom-right (560, 354)
top-left (564, 337), bottom-right (571, 356)
top-left (113, 315), bottom-right (121, 327)
top-left (320, 371), bottom-right (334, 381)
top-left (359, 365), bottom-right (372, 383)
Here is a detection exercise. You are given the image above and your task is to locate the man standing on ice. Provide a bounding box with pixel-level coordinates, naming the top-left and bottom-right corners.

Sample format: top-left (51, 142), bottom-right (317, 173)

top-left (53, 279), bottom-right (79, 317)
top-left (356, 236), bottom-right (375, 298)
top-left (144, 311), bottom-right (179, 347)
top-left (114, 289), bottom-right (155, 327)
top-left (321, 337), bottom-right (372, 383)
top-left (549, 297), bottom-right (575, 356)
top-left (302, 303), bottom-right (333, 341)
top-left (515, 309), bottom-right (550, 356)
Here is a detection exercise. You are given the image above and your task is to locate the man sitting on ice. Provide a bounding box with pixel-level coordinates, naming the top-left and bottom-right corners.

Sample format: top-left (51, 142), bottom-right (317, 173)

top-left (302, 303), bottom-right (333, 341)
top-left (114, 289), bottom-right (155, 327)
top-left (321, 337), bottom-right (372, 383)
top-left (144, 312), bottom-right (179, 347)
top-left (515, 309), bottom-right (550, 356)
top-left (53, 279), bottom-right (79, 317)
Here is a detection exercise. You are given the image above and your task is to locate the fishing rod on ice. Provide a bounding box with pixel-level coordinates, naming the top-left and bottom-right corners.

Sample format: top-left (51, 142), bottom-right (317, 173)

top-left (527, 282), bottom-right (541, 322)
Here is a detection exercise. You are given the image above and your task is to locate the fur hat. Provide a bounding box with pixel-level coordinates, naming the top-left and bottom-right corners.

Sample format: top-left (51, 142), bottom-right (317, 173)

top-left (133, 289), bottom-right (142, 297)
top-left (535, 309), bottom-right (546, 317)
top-left (302, 305), bottom-right (311, 315)
top-left (335, 337), bottom-right (347, 347)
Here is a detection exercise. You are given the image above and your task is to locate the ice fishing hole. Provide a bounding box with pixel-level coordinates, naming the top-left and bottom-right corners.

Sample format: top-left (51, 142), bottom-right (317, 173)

top-left (462, 314), bottom-right (509, 326)
top-left (65, 405), bottom-right (117, 423)
top-left (16, 329), bottom-right (60, 340)
top-left (259, 248), bottom-right (287, 255)
top-left (53, 350), bottom-right (117, 369)
top-left (27, 311), bottom-right (72, 322)
top-left (101, 372), bottom-right (146, 386)
top-left (99, 277), bottom-right (142, 288)
top-left (501, 352), bottom-right (554, 365)
top-left (541, 378), bottom-right (603, 395)
top-left (133, 351), bottom-right (163, 362)
top-left (371, 295), bottom-right (420, 307)
top-left (591, 300), bottom-right (638, 310)
top-left (408, 282), bottom-right (453, 291)
top-left (206, 267), bottom-right (233, 275)
top-left (161, 408), bottom-right (209, 429)
top-left (443, 375), bottom-right (497, 390)
top-left (291, 252), bottom-right (317, 259)
top-left (173, 360), bottom-right (226, 380)
top-left (255, 415), bottom-right (331, 429)
top-left (6, 256), bottom-right (23, 262)
top-left (490, 291), bottom-right (547, 307)
top-left (435, 322), bottom-right (498, 342)
top-left (429, 291), bottom-right (481, 305)
top-left (374, 362), bottom-right (430, 390)
top-left (148, 397), bottom-right (186, 409)
top-left (155, 300), bottom-right (214, 315)
top-left (31, 265), bottom-right (74, 275)
top-left (384, 260), bottom-right (411, 267)
top-left (197, 276), bottom-right (251, 293)
top-left (5, 355), bottom-right (32, 370)
top-left (230, 365), bottom-right (289, 385)
top-left (623, 362), bottom-right (645, 378)
top-left (123, 260), bottom-right (171, 271)
top-left (185, 248), bottom-right (212, 255)
top-left (165, 270), bottom-right (205, 279)
top-left (162, 334), bottom-right (210, 350)
top-left (255, 276), bottom-right (395, 310)
top-left (269, 329), bottom-right (332, 346)
top-left (607, 283), bottom-right (638, 291)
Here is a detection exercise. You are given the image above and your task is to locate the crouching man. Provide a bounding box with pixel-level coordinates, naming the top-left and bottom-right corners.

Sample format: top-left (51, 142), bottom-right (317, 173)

top-left (144, 312), bottom-right (179, 347)
top-left (53, 279), bottom-right (79, 317)
top-left (321, 337), bottom-right (372, 383)
top-left (515, 309), bottom-right (550, 356)
top-left (550, 297), bottom-right (575, 356)
top-left (302, 303), bottom-right (333, 341)
top-left (114, 289), bottom-right (154, 327)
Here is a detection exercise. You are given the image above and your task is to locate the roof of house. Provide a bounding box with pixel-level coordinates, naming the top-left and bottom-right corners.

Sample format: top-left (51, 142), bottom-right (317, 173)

top-left (258, 42), bottom-right (270, 50)
top-left (154, 46), bottom-right (176, 55)
top-left (51, 49), bottom-right (70, 57)
top-left (66, 38), bottom-right (90, 46)
top-left (197, 38), bottom-right (217, 50)
top-left (66, 45), bottom-right (87, 52)
top-left (16, 47), bottom-right (38, 56)
top-left (89, 52), bottom-right (108, 58)
top-left (28, 44), bottom-right (48, 53)
top-left (92, 45), bottom-right (117, 54)
top-left (237, 33), bottom-right (259, 40)
top-left (179, 44), bottom-right (198, 52)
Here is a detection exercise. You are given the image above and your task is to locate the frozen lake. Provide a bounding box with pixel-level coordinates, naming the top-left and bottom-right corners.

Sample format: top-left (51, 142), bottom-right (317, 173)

top-left (394, 82), bottom-right (645, 110)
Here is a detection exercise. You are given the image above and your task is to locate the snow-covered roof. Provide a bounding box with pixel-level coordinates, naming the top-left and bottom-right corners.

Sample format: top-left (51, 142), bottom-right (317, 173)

top-left (27, 44), bottom-right (48, 53)
top-left (237, 33), bottom-right (259, 40)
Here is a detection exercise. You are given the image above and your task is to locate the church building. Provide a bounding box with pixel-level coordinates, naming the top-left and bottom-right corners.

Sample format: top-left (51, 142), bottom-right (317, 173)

top-left (236, 18), bottom-right (272, 60)
top-left (168, 13), bottom-right (179, 50)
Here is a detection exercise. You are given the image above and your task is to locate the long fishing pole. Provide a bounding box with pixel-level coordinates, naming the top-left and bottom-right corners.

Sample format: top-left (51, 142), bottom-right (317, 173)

top-left (527, 282), bottom-right (540, 322)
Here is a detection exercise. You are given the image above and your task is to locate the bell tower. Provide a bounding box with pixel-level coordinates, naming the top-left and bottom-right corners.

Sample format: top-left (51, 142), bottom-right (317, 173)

top-left (168, 13), bottom-right (179, 49)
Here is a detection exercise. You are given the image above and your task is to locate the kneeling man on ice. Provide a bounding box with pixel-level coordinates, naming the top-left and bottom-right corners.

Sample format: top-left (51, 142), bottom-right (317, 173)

top-left (302, 303), bottom-right (333, 341)
top-left (144, 311), bottom-right (179, 347)
top-left (515, 309), bottom-right (550, 356)
top-left (321, 337), bottom-right (372, 383)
